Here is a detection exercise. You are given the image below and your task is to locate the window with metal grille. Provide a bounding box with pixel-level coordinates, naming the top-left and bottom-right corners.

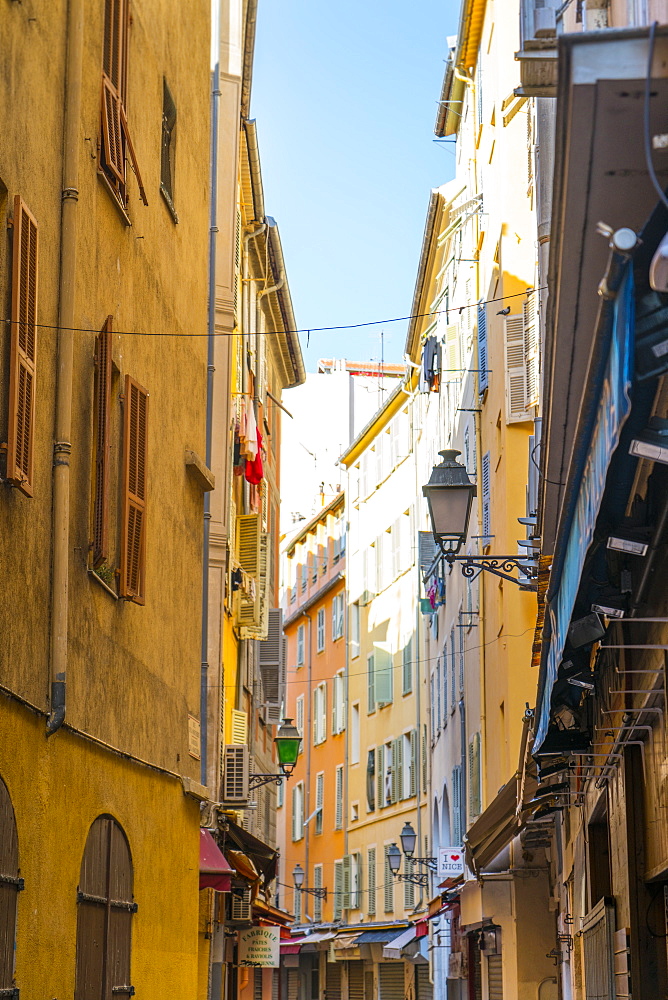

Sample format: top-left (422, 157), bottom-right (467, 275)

top-left (0, 777), bottom-right (22, 995)
top-left (160, 79), bottom-right (178, 221)
top-left (75, 815), bottom-right (135, 998)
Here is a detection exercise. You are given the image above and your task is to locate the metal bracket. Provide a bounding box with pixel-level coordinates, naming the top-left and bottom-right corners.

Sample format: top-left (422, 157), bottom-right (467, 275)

top-left (296, 886), bottom-right (328, 899)
top-left (0, 874), bottom-right (24, 891)
top-left (248, 773), bottom-right (285, 791)
top-left (444, 552), bottom-right (537, 589)
top-left (395, 871), bottom-right (431, 888)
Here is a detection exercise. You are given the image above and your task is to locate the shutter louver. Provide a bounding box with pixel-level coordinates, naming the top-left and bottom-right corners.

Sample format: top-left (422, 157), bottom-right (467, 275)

top-left (418, 532), bottom-right (440, 574)
top-left (223, 745), bottom-right (249, 802)
top-left (259, 608), bottom-right (283, 711)
top-left (392, 738), bottom-right (402, 803)
top-left (230, 887), bottom-right (251, 922)
top-left (376, 746), bottom-right (384, 809)
top-left (523, 294), bottom-right (539, 408)
top-left (230, 709), bottom-right (248, 745)
top-left (444, 323), bottom-right (461, 378)
top-left (7, 195), bottom-right (38, 496)
top-left (374, 644), bottom-right (392, 706)
top-left (342, 855), bottom-right (351, 910)
top-left (478, 303), bottom-right (488, 393)
top-left (409, 729), bottom-right (418, 797)
top-left (367, 848), bottom-right (376, 916)
top-left (481, 452), bottom-right (491, 542)
top-left (504, 314), bottom-right (530, 422)
top-left (92, 317), bottom-right (113, 567)
top-left (468, 732), bottom-right (482, 819)
top-left (101, 75), bottom-right (125, 184)
top-left (383, 848), bottom-right (394, 913)
top-left (333, 861), bottom-right (343, 920)
top-left (120, 375), bottom-right (148, 603)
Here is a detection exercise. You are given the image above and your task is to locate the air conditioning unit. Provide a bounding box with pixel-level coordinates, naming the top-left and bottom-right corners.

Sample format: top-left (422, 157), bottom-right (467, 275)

top-left (222, 745), bottom-right (249, 804)
top-left (230, 887), bottom-right (252, 923)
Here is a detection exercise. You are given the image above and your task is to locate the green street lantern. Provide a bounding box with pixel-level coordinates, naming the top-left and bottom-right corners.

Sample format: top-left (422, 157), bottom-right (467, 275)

top-left (422, 450), bottom-right (476, 554)
top-left (274, 718), bottom-right (302, 776)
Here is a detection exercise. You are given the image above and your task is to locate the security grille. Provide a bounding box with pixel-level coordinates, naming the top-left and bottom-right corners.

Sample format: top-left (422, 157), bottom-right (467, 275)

top-left (583, 898), bottom-right (615, 1000)
top-left (348, 961), bottom-right (364, 1000)
top-left (488, 954), bottom-right (503, 1000)
top-left (326, 961), bottom-right (342, 1000)
top-left (416, 966), bottom-right (433, 1000)
top-left (378, 964), bottom-right (404, 1000)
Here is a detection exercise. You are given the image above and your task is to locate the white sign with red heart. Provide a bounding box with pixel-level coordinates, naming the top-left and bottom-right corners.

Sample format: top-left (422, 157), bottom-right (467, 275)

top-left (438, 846), bottom-right (464, 878)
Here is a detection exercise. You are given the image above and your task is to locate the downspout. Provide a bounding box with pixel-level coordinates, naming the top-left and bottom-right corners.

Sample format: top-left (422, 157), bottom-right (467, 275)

top-left (47, 0), bottom-right (84, 735)
top-left (200, 62), bottom-right (221, 785)
top-left (303, 611), bottom-right (313, 921)
top-left (413, 393), bottom-right (425, 910)
top-left (257, 272), bottom-right (285, 302)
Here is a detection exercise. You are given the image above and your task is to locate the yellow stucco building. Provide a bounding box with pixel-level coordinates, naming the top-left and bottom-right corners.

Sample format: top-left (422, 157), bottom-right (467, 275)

top-left (1, 0), bottom-right (214, 995)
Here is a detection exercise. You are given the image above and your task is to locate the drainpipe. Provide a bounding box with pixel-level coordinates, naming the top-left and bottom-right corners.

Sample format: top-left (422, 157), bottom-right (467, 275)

top-left (47, 0), bottom-right (84, 735)
top-left (412, 393), bottom-right (425, 910)
top-left (200, 62), bottom-right (221, 786)
top-left (303, 610), bottom-right (313, 921)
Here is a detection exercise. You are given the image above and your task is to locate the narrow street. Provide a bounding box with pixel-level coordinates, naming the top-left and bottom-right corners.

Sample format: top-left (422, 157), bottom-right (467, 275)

top-left (2, 2), bottom-right (668, 999)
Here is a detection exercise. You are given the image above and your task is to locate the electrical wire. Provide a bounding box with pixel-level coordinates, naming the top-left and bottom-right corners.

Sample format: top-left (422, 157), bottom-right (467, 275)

top-left (644, 22), bottom-right (668, 213)
top-left (6, 287), bottom-right (544, 341)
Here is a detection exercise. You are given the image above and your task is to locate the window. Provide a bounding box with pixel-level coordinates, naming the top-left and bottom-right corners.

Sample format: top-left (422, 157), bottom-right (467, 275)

top-left (402, 637), bottom-right (413, 695)
top-left (366, 749), bottom-right (375, 812)
top-left (332, 672), bottom-right (346, 735)
top-left (160, 79), bottom-right (178, 221)
top-left (297, 624), bottom-right (305, 667)
top-left (315, 773), bottom-right (324, 835)
top-left (292, 782), bottom-right (304, 841)
top-left (311, 550), bottom-right (317, 583)
top-left (313, 865), bottom-right (323, 922)
top-left (367, 847), bottom-right (376, 916)
top-left (351, 704), bottom-right (360, 765)
top-left (300, 561), bottom-right (307, 592)
top-left (317, 608), bottom-right (325, 652)
top-left (120, 376), bottom-right (148, 603)
top-left (332, 594), bottom-right (344, 641)
top-left (350, 853), bottom-right (361, 910)
top-left (367, 654), bottom-right (375, 713)
top-left (99, 0), bottom-right (146, 213)
top-left (6, 196), bottom-right (38, 497)
top-left (75, 816), bottom-right (135, 998)
top-left (296, 695), bottom-right (304, 751)
top-left (313, 683), bottom-right (327, 745)
top-left (374, 644), bottom-right (393, 706)
top-left (383, 847), bottom-right (394, 913)
top-left (0, 777), bottom-right (21, 994)
top-left (335, 766), bottom-right (344, 829)
top-left (350, 603), bottom-right (360, 658)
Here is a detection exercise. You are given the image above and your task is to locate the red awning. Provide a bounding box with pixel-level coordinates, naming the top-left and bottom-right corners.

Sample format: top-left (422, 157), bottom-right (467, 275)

top-left (199, 829), bottom-right (234, 891)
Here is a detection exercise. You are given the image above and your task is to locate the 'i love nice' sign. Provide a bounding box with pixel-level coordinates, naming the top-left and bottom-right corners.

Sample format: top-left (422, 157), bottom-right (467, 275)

top-left (438, 847), bottom-right (464, 879)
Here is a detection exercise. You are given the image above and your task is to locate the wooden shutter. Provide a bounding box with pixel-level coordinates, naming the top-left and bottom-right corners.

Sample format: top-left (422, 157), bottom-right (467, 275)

top-left (7, 195), bottom-right (38, 496)
top-left (223, 745), bottom-right (249, 802)
top-left (101, 75), bottom-right (125, 184)
top-left (366, 749), bottom-right (375, 811)
top-left (120, 375), bottom-right (148, 603)
top-left (335, 766), bottom-right (343, 829)
top-left (403, 859), bottom-right (415, 909)
top-left (375, 746), bottom-right (384, 809)
top-left (349, 961), bottom-right (364, 1000)
top-left (481, 452), bottom-right (491, 541)
top-left (422, 725), bottom-right (428, 793)
top-left (367, 654), bottom-right (375, 711)
top-left (504, 314), bottom-right (531, 421)
top-left (103, 0), bottom-right (128, 95)
top-left (452, 766), bottom-right (462, 845)
top-left (367, 847), bottom-right (376, 916)
top-left (468, 732), bottom-right (482, 818)
top-left (409, 729), bottom-right (418, 797)
top-left (92, 317), bottom-right (113, 567)
top-left (374, 645), bottom-right (392, 705)
top-left (313, 865), bottom-right (323, 922)
top-left (444, 323), bottom-right (461, 378)
top-left (523, 294), bottom-right (539, 408)
top-left (391, 738), bottom-right (402, 803)
top-left (383, 848), bottom-right (394, 913)
top-left (237, 514), bottom-right (261, 575)
top-left (402, 637), bottom-right (413, 695)
top-left (333, 860), bottom-right (343, 920)
top-left (0, 777), bottom-right (21, 992)
top-left (342, 855), bottom-right (351, 910)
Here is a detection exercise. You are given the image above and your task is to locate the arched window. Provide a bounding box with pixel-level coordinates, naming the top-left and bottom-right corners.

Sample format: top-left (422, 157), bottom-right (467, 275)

top-left (0, 776), bottom-right (22, 995)
top-left (75, 816), bottom-right (136, 999)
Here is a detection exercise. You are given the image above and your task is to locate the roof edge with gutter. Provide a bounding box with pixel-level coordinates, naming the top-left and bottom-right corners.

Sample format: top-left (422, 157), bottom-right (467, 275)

top-left (286, 492), bottom-right (345, 554)
top-left (405, 191), bottom-right (442, 360)
top-left (338, 375), bottom-right (416, 468)
top-left (240, 0), bottom-right (258, 120)
top-left (435, 0), bottom-right (486, 137)
top-left (283, 571), bottom-right (344, 629)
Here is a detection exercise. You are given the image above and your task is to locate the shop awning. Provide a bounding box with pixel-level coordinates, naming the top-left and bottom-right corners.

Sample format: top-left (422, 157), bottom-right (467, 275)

top-left (226, 849), bottom-right (259, 884)
top-left (332, 932), bottom-right (362, 952)
top-left (464, 777), bottom-right (520, 876)
top-left (222, 819), bottom-right (278, 884)
top-left (382, 926), bottom-right (418, 960)
top-left (280, 937), bottom-right (308, 954)
top-left (199, 829), bottom-right (234, 892)
top-left (355, 926), bottom-right (409, 945)
top-left (299, 931), bottom-right (335, 949)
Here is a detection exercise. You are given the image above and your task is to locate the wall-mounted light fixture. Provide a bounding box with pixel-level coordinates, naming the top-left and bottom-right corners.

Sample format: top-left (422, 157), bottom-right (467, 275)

top-left (248, 718), bottom-right (302, 791)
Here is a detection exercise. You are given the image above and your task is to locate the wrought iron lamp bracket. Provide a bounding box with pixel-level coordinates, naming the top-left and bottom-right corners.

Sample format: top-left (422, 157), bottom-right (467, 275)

top-left (442, 550), bottom-right (537, 589)
top-left (296, 886), bottom-right (328, 899)
top-left (248, 773), bottom-right (285, 791)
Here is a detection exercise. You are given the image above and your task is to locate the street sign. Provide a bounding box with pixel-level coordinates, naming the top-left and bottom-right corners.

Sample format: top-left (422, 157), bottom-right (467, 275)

top-left (438, 847), bottom-right (464, 880)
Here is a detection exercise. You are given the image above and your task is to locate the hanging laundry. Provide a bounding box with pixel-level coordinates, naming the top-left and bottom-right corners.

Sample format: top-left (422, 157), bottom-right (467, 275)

top-left (245, 429), bottom-right (264, 485)
top-left (243, 401), bottom-right (258, 460)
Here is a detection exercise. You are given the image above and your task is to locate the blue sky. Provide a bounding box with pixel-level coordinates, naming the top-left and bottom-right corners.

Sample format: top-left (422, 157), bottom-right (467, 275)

top-left (251, 0), bottom-right (459, 370)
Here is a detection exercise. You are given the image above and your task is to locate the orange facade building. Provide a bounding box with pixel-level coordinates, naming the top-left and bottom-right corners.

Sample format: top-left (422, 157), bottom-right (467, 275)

top-left (278, 493), bottom-right (347, 925)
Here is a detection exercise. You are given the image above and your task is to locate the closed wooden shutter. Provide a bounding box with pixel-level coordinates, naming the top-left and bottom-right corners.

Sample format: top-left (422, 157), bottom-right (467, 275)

top-left (75, 816), bottom-right (135, 999)
top-left (335, 767), bottom-right (343, 829)
top-left (313, 865), bottom-right (323, 922)
top-left (333, 860), bottom-right (343, 920)
top-left (7, 195), bottom-right (38, 496)
top-left (477, 302), bottom-right (488, 392)
top-left (326, 961), bottom-right (341, 1000)
top-left (383, 847), bottom-right (394, 913)
top-left (415, 967), bottom-right (432, 1000)
top-left (488, 954), bottom-right (503, 1000)
top-left (452, 766), bottom-right (462, 845)
top-left (468, 732), bottom-right (481, 819)
top-left (444, 323), bottom-right (460, 378)
top-left (524, 294), bottom-right (539, 408)
top-left (120, 375), bottom-right (148, 603)
top-left (287, 970), bottom-right (300, 1000)
top-left (504, 314), bottom-right (530, 422)
top-left (375, 746), bottom-right (384, 809)
top-left (403, 859), bottom-right (415, 909)
top-left (378, 964), bottom-right (403, 1000)
top-left (481, 452), bottom-right (491, 541)
top-left (342, 855), bottom-right (351, 910)
top-left (367, 847), bottom-right (376, 916)
top-left (92, 317), bottom-right (113, 567)
top-left (0, 777), bottom-right (21, 992)
top-left (348, 962), bottom-right (364, 1000)
top-left (236, 514), bottom-right (261, 576)
top-left (392, 738), bottom-right (402, 803)
top-left (409, 729), bottom-right (418, 798)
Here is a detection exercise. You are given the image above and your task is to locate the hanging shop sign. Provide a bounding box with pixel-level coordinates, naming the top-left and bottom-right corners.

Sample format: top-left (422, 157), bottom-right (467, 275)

top-left (438, 847), bottom-right (464, 879)
top-left (239, 926), bottom-right (280, 967)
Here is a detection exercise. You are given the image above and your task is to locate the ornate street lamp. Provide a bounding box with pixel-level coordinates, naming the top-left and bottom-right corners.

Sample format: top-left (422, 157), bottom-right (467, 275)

top-left (293, 863), bottom-right (327, 899)
top-left (248, 718), bottom-right (302, 791)
top-left (423, 450), bottom-right (536, 588)
top-left (392, 822), bottom-right (437, 887)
